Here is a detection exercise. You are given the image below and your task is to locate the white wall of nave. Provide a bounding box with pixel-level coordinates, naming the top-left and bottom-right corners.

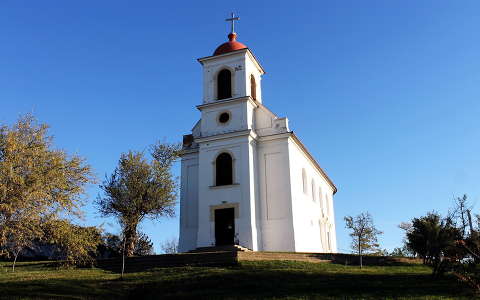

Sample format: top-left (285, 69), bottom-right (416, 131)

top-left (256, 137), bottom-right (296, 251)
top-left (287, 138), bottom-right (337, 253)
top-left (178, 152), bottom-right (199, 252)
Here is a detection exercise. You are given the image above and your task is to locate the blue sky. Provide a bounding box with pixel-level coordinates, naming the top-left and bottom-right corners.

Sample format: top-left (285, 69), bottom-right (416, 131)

top-left (1, 1), bottom-right (479, 253)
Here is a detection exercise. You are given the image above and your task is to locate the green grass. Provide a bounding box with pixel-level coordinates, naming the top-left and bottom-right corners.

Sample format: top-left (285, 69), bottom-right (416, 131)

top-left (0, 260), bottom-right (476, 299)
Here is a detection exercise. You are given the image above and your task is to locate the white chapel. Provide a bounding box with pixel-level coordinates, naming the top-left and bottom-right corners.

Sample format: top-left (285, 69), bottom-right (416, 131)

top-left (179, 17), bottom-right (337, 253)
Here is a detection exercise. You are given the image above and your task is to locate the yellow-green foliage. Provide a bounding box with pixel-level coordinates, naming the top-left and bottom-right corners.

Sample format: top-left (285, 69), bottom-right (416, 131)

top-left (43, 219), bottom-right (101, 267)
top-left (345, 212), bottom-right (383, 268)
top-left (97, 144), bottom-right (179, 256)
top-left (0, 114), bottom-right (95, 262)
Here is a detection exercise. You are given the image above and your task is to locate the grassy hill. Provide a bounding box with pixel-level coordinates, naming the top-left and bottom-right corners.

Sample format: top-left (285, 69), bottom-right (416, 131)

top-left (0, 259), bottom-right (476, 299)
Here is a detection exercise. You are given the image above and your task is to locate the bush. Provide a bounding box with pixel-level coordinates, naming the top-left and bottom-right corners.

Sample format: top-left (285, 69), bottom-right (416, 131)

top-left (43, 220), bottom-right (101, 267)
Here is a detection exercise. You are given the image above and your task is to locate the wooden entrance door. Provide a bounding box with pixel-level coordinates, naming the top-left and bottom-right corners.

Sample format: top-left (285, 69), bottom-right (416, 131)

top-left (215, 208), bottom-right (235, 246)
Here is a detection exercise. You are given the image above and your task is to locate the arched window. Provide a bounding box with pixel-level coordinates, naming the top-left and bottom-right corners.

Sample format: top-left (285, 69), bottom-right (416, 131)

top-left (216, 152), bottom-right (233, 186)
top-left (250, 74), bottom-right (256, 100)
top-left (302, 169), bottom-right (307, 194)
top-left (319, 188), bottom-right (323, 211)
top-left (325, 194), bottom-right (330, 215)
top-left (311, 180), bottom-right (316, 202)
top-left (217, 69), bottom-right (232, 100)
top-left (319, 223), bottom-right (326, 250)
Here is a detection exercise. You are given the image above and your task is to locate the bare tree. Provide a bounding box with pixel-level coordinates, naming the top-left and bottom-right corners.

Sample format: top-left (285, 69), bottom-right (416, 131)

top-left (160, 237), bottom-right (178, 254)
top-left (448, 194), bottom-right (472, 238)
top-left (344, 212), bottom-right (383, 268)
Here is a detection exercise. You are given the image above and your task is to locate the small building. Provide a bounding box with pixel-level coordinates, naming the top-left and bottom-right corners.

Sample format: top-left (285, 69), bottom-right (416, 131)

top-left (179, 24), bottom-right (337, 253)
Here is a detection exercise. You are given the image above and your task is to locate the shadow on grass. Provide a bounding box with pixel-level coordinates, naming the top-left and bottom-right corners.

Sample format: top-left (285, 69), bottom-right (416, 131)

top-left (1, 261), bottom-right (59, 271)
top-left (0, 261), bottom-right (475, 300)
top-left (300, 253), bottom-right (422, 267)
top-left (0, 277), bottom-right (121, 299)
top-left (128, 263), bottom-right (476, 300)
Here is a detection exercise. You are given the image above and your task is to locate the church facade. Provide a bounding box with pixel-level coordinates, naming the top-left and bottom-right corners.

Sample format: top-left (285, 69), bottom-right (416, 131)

top-left (179, 28), bottom-right (337, 253)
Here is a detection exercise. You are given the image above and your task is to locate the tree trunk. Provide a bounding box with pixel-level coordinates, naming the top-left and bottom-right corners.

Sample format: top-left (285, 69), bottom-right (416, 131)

top-left (358, 240), bottom-right (363, 269)
top-left (121, 237), bottom-right (126, 280)
top-left (123, 225), bottom-right (137, 257)
top-left (12, 250), bottom-right (20, 272)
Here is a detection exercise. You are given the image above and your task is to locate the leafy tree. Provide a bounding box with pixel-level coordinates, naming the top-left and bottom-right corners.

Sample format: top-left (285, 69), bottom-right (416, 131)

top-left (344, 212), bottom-right (383, 268)
top-left (405, 212), bottom-right (462, 277)
top-left (0, 114), bottom-right (95, 270)
top-left (400, 195), bottom-right (480, 290)
top-left (99, 232), bottom-right (154, 258)
top-left (160, 237), bottom-right (178, 254)
top-left (389, 245), bottom-right (415, 258)
top-left (43, 220), bottom-right (101, 267)
top-left (2, 221), bottom-right (39, 271)
top-left (134, 232), bottom-right (154, 256)
top-left (372, 248), bottom-right (389, 256)
top-left (99, 233), bottom-right (123, 258)
top-left (97, 143), bottom-right (179, 257)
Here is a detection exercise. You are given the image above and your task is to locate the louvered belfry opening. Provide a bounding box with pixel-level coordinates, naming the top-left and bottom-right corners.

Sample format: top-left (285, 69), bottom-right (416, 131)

top-left (217, 69), bottom-right (232, 100)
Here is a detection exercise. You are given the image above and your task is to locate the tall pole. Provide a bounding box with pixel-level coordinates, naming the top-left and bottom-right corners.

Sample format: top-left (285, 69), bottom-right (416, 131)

top-left (121, 237), bottom-right (126, 280)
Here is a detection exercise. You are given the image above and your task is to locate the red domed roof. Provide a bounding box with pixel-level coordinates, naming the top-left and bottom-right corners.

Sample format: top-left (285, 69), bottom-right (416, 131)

top-left (213, 33), bottom-right (247, 56)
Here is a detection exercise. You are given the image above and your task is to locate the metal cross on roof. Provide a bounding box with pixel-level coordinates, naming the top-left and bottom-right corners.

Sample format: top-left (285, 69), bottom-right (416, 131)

top-left (225, 13), bottom-right (240, 34)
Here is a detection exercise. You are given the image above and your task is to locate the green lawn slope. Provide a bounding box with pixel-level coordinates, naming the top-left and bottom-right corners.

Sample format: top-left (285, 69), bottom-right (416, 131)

top-left (0, 260), bottom-right (475, 299)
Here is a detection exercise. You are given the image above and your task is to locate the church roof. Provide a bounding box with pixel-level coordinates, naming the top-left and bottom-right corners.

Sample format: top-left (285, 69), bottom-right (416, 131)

top-left (213, 33), bottom-right (247, 56)
top-left (290, 133), bottom-right (338, 195)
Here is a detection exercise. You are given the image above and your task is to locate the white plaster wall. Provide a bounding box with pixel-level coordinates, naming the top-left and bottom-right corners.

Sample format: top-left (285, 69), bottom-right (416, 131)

top-left (326, 193), bottom-right (338, 252)
top-left (246, 136), bottom-right (259, 250)
top-left (256, 136), bottom-right (295, 251)
top-left (201, 54), bottom-right (246, 103)
top-left (244, 53), bottom-right (263, 103)
top-left (178, 152), bottom-right (199, 252)
top-left (200, 51), bottom-right (263, 104)
top-left (200, 102), bottom-right (247, 137)
top-left (195, 134), bottom-right (258, 250)
top-left (287, 138), bottom-right (337, 253)
top-left (199, 98), bottom-right (257, 138)
top-left (191, 120), bottom-right (201, 137)
top-left (254, 106), bottom-right (275, 135)
top-left (253, 105), bottom-right (290, 137)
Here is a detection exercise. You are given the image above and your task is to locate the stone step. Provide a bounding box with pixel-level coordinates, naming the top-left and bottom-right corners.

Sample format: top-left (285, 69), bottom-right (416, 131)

top-left (237, 252), bottom-right (331, 263)
top-left (189, 245), bottom-right (252, 253)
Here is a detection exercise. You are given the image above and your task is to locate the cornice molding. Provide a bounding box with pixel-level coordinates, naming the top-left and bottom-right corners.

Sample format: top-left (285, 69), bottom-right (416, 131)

top-left (257, 131), bottom-right (337, 194)
top-left (195, 129), bottom-right (256, 144)
top-left (197, 48), bottom-right (265, 74)
top-left (196, 96), bottom-right (258, 111)
top-left (180, 148), bottom-right (199, 157)
top-left (289, 132), bottom-right (338, 195)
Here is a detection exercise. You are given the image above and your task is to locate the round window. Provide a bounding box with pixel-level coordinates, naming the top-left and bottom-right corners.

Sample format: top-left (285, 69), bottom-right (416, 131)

top-left (218, 112), bottom-right (230, 124)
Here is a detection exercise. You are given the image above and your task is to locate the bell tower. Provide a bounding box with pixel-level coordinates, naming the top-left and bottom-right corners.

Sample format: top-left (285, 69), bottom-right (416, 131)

top-left (178, 14), bottom-right (266, 252)
top-left (198, 14), bottom-right (265, 104)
